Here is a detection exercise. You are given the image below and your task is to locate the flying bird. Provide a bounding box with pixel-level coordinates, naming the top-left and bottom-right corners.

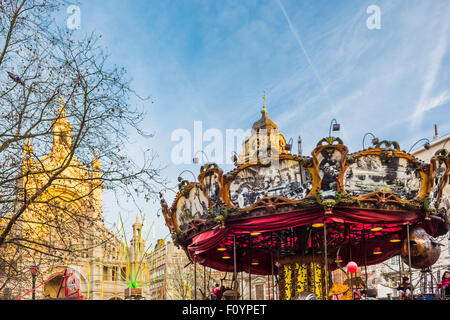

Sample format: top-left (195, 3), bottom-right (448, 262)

top-left (7, 71), bottom-right (25, 86)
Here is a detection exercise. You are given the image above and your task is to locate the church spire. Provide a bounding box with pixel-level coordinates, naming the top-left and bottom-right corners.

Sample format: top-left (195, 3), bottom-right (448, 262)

top-left (53, 97), bottom-right (73, 151)
top-left (23, 138), bottom-right (33, 168)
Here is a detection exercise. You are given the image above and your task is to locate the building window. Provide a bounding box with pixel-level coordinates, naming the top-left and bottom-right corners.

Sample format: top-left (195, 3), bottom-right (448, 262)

top-left (112, 266), bottom-right (118, 281)
top-left (103, 266), bottom-right (109, 281)
top-left (391, 255), bottom-right (399, 267)
top-left (121, 267), bottom-right (127, 280)
top-left (255, 284), bottom-right (264, 300)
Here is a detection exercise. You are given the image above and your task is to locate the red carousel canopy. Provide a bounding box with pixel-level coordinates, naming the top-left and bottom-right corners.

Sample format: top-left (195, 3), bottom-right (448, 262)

top-left (186, 207), bottom-right (432, 275)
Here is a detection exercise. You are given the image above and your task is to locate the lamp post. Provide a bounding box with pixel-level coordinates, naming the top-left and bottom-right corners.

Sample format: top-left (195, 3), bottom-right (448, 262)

top-left (29, 263), bottom-right (38, 300)
top-left (362, 132), bottom-right (379, 149)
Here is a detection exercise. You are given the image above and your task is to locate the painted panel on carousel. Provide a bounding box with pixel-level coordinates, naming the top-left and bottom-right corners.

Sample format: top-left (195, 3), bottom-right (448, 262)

top-left (202, 171), bottom-right (221, 204)
top-left (316, 148), bottom-right (343, 200)
top-left (175, 186), bottom-right (209, 231)
top-left (343, 155), bottom-right (421, 200)
top-left (229, 159), bottom-right (312, 208)
top-left (429, 159), bottom-right (446, 208)
top-left (429, 150), bottom-right (450, 211)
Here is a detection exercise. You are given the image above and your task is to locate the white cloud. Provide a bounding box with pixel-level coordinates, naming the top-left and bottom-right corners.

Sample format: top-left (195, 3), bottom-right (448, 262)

top-left (414, 90), bottom-right (450, 115)
top-left (411, 25), bottom-right (449, 126)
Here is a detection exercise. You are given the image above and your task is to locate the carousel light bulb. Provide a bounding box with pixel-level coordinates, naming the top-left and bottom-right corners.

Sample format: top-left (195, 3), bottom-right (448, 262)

top-left (217, 245), bottom-right (227, 252)
top-left (373, 247), bottom-right (382, 255)
top-left (250, 232), bottom-right (261, 236)
top-left (390, 234), bottom-right (401, 243)
top-left (370, 225), bottom-right (382, 232)
top-left (312, 222), bottom-right (324, 228)
top-left (222, 252), bottom-right (231, 259)
top-left (251, 259), bottom-right (259, 266)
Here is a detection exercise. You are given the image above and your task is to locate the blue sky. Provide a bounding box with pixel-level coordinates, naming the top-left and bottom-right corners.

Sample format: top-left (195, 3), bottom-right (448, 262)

top-left (60, 0), bottom-right (450, 242)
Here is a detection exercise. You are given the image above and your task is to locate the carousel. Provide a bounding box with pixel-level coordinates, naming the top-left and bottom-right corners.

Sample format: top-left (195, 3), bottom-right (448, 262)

top-left (160, 100), bottom-right (450, 300)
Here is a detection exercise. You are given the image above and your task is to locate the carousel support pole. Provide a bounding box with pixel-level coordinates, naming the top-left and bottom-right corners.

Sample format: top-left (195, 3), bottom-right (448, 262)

top-left (312, 226), bottom-right (316, 295)
top-left (348, 224), bottom-right (354, 299)
top-left (398, 253), bottom-right (402, 290)
top-left (233, 235), bottom-right (237, 289)
top-left (249, 264), bottom-right (252, 300)
top-left (271, 252), bottom-right (275, 300)
top-left (431, 269), bottom-right (434, 296)
top-left (194, 258), bottom-right (197, 300)
top-left (406, 224), bottom-right (413, 299)
top-left (363, 228), bottom-right (368, 289)
top-left (323, 219), bottom-right (329, 300)
top-left (248, 233), bottom-right (252, 300)
top-left (203, 266), bottom-right (206, 300)
top-left (241, 271), bottom-right (244, 300)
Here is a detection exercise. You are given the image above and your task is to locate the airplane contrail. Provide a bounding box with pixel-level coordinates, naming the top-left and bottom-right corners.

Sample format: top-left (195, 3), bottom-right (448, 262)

top-left (276, 0), bottom-right (335, 110)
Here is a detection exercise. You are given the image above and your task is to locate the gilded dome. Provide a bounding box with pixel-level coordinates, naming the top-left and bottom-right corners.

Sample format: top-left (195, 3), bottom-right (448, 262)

top-left (252, 105), bottom-right (279, 132)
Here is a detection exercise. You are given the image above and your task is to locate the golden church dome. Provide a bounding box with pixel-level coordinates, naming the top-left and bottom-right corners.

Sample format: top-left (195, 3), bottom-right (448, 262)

top-left (237, 92), bottom-right (289, 165)
top-left (251, 105), bottom-right (279, 132)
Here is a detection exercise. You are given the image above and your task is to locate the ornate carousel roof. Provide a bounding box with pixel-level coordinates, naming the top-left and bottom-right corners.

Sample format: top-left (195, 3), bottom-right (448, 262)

top-left (160, 101), bottom-right (450, 275)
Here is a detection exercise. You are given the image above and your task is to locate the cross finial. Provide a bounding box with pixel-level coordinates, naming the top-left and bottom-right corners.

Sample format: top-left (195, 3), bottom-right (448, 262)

top-left (57, 97), bottom-right (66, 108)
top-left (262, 90), bottom-right (268, 115)
top-left (56, 97), bottom-right (67, 119)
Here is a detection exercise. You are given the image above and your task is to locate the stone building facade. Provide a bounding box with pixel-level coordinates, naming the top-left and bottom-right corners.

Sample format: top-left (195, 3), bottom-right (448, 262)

top-left (0, 104), bottom-right (150, 300)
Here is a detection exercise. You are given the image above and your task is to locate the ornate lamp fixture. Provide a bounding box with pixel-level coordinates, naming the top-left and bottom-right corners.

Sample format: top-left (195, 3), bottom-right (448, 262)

top-left (285, 138), bottom-right (293, 152)
top-left (408, 138), bottom-right (431, 153)
top-left (29, 263), bottom-right (39, 300)
top-left (362, 132), bottom-right (379, 149)
top-left (193, 150), bottom-right (210, 164)
top-left (177, 170), bottom-right (197, 183)
top-left (328, 119), bottom-right (340, 137)
top-left (230, 151), bottom-right (238, 164)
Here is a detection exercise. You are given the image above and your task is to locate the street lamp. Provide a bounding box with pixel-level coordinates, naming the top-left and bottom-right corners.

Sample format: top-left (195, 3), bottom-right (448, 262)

top-left (29, 263), bottom-right (38, 300)
top-left (362, 132), bottom-right (379, 149)
top-left (328, 119), bottom-right (340, 137)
